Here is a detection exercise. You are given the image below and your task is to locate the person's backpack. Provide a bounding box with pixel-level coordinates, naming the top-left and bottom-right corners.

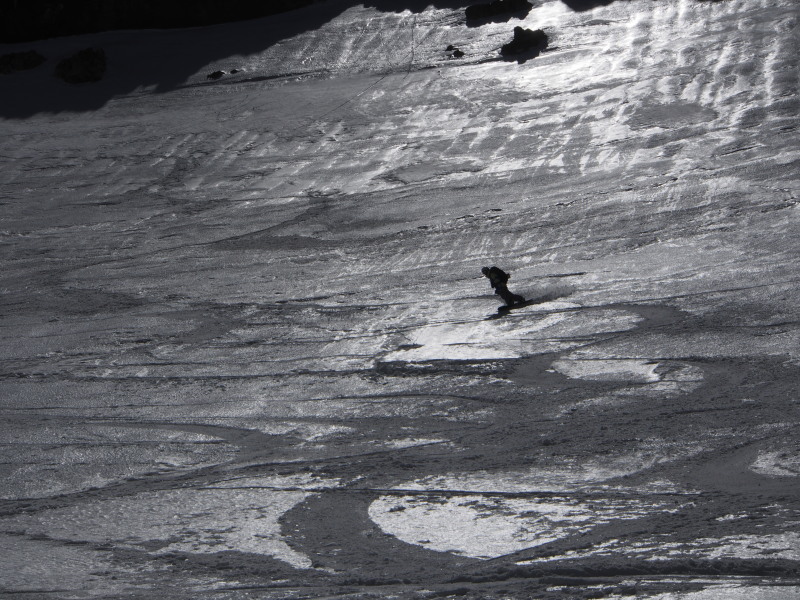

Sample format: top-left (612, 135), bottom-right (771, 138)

top-left (489, 266), bottom-right (510, 285)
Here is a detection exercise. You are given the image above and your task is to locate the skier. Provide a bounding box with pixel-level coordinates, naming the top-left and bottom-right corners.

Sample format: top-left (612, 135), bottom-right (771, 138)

top-left (482, 265), bottom-right (525, 307)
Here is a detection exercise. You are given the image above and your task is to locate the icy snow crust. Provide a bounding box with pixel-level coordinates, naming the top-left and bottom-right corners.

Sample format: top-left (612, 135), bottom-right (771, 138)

top-left (1, 0), bottom-right (799, 598)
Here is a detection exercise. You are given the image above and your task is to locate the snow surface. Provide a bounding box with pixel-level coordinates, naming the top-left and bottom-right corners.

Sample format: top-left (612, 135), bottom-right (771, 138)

top-left (1, 0), bottom-right (799, 597)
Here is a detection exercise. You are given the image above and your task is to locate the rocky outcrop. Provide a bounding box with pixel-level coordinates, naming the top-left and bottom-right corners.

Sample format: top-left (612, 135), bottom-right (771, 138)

top-left (465, 0), bottom-right (532, 23)
top-left (0, 50), bottom-right (46, 74)
top-left (446, 45), bottom-right (465, 59)
top-left (54, 48), bottom-right (106, 83)
top-left (207, 69), bottom-right (241, 80)
top-left (560, 0), bottom-right (617, 10)
top-left (500, 27), bottom-right (548, 59)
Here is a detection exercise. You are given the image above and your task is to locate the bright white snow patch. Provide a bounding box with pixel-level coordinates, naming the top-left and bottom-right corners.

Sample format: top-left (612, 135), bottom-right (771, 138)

top-left (700, 532), bottom-right (800, 560)
top-left (551, 358), bottom-right (662, 382)
top-left (645, 587), bottom-right (800, 600)
top-left (750, 450), bottom-right (800, 477)
top-left (369, 493), bottom-right (671, 559)
top-left (397, 453), bottom-right (664, 495)
top-left (369, 453), bottom-right (685, 559)
top-left (0, 486), bottom-right (317, 569)
top-left (384, 307), bottom-right (575, 362)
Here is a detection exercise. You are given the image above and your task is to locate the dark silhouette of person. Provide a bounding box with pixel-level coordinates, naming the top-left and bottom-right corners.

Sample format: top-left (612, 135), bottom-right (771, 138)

top-left (482, 266), bottom-right (525, 307)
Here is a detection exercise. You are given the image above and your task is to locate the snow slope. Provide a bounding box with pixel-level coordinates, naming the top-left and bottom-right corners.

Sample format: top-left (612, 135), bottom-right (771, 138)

top-left (1, 0), bottom-right (798, 597)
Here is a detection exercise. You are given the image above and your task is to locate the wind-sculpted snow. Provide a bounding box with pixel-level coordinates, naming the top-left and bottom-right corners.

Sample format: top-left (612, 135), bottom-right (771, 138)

top-left (1, 0), bottom-right (799, 598)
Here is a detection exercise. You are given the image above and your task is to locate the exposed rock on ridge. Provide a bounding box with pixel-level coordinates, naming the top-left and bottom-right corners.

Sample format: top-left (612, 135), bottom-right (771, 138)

top-left (500, 26), bottom-right (549, 59)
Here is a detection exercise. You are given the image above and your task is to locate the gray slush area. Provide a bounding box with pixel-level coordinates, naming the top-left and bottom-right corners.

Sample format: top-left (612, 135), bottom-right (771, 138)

top-left (0, 0), bottom-right (799, 598)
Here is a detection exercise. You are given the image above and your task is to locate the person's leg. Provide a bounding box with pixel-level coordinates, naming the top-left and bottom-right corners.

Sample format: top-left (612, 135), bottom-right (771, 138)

top-left (497, 286), bottom-right (517, 306)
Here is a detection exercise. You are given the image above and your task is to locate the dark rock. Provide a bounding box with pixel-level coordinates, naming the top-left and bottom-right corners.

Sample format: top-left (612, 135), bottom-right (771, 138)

top-left (446, 44), bottom-right (465, 58)
top-left (0, 50), bottom-right (46, 74)
top-left (466, 0), bottom-right (532, 22)
top-left (560, 0), bottom-right (617, 10)
top-left (230, 68), bottom-right (240, 74)
top-left (500, 27), bottom-right (548, 58)
top-left (207, 70), bottom-right (225, 80)
top-left (54, 47), bottom-right (106, 83)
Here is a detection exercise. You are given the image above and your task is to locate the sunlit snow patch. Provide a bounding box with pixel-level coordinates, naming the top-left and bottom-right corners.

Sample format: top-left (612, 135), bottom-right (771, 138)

top-left (369, 493), bottom-right (671, 559)
top-left (551, 358), bottom-right (662, 382)
top-left (401, 454), bottom-right (663, 495)
top-left (644, 586), bottom-right (800, 600)
top-left (750, 449), bottom-right (800, 477)
top-left (662, 532), bottom-right (800, 561)
top-left (0, 485), bottom-right (319, 569)
top-left (209, 472), bottom-right (342, 490)
top-left (384, 307), bottom-right (576, 362)
top-left (526, 529), bottom-right (800, 563)
top-left (383, 437), bottom-right (449, 449)
top-left (700, 532), bottom-right (800, 560)
top-left (0, 424), bottom-right (235, 500)
top-left (370, 453), bottom-right (680, 559)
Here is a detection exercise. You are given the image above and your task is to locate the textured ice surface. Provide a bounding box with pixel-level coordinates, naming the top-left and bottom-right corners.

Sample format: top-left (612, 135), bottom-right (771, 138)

top-left (0, 424), bottom-right (235, 499)
top-left (370, 493), bottom-right (675, 559)
top-left (1, 0), bottom-right (798, 596)
top-left (750, 450), bottom-right (800, 478)
top-left (0, 485), bottom-right (315, 568)
top-left (370, 454), bottom-right (688, 557)
top-left (395, 452), bottom-right (670, 494)
top-left (646, 588), bottom-right (800, 600)
top-left (385, 310), bottom-right (573, 361)
top-left (551, 358), bottom-right (662, 382)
